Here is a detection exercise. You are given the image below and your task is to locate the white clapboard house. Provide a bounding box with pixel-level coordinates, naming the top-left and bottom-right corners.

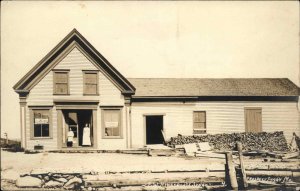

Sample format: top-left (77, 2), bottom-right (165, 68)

top-left (13, 29), bottom-right (300, 151)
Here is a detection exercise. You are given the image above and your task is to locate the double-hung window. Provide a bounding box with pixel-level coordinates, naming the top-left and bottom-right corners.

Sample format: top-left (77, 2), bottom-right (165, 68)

top-left (53, 70), bottom-right (69, 95)
top-left (193, 111), bottom-right (206, 134)
top-left (83, 71), bottom-right (98, 95)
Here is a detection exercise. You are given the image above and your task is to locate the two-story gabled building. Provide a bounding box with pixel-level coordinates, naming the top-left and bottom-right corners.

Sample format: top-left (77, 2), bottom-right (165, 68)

top-left (13, 29), bottom-right (300, 151)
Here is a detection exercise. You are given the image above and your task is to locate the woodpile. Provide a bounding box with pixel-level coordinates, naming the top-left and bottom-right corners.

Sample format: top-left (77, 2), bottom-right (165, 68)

top-left (167, 131), bottom-right (289, 151)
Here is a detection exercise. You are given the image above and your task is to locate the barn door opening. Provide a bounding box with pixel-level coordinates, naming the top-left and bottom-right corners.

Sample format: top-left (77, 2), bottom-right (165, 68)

top-left (245, 108), bottom-right (262, 133)
top-left (146, 116), bottom-right (164, 144)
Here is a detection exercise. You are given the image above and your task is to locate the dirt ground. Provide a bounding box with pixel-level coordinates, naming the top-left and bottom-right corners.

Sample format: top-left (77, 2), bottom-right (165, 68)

top-left (2, 150), bottom-right (299, 190)
top-left (1, 150), bottom-right (225, 180)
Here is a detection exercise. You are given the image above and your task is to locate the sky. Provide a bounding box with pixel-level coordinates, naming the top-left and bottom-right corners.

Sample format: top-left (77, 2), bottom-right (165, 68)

top-left (1, 1), bottom-right (299, 139)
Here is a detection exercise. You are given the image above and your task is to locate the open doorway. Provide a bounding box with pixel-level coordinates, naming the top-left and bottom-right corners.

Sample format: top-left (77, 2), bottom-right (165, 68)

top-left (146, 115), bottom-right (164, 144)
top-left (62, 110), bottom-right (93, 147)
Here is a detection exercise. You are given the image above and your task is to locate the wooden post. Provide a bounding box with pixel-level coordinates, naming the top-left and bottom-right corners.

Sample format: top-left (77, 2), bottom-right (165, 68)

top-left (225, 152), bottom-right (238, 190)
top-left (237, 142), bottom-right (248, 188)
top-left (4, 133), bottom-right (8, 144)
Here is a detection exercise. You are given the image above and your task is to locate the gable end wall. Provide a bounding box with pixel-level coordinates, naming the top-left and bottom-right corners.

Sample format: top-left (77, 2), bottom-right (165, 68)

top-left (25, 47), bottom-right (125, 150)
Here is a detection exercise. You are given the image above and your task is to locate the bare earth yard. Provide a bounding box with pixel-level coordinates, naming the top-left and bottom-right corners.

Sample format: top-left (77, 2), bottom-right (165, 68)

top-left (1, 150), bottom-right (224, 180)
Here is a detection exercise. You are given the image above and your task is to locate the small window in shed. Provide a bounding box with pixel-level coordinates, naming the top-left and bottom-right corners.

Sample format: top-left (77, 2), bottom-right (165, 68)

top-left (193, 111), bottom-right (206, 134)
top-left (53, 71), bottom-right (69, 94)
top-left (83, 71), bottom-right (98, 95)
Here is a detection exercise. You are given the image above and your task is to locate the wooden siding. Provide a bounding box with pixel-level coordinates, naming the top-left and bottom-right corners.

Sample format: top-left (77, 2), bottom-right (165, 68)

top-left (25, 47), bottom-right (125, 150)
top-left (27, 47), bottom-right (124, 106)
top-left (130, 102), bottom-right (300, 148)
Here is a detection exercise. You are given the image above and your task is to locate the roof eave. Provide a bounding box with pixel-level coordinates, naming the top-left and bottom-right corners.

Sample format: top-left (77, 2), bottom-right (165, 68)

top-left (131, 95), bottom-right (299, 102)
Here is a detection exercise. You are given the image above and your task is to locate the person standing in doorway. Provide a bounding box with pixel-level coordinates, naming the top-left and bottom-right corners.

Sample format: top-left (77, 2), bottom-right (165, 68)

top-left (67, 128), bottom-right (74, 147)
top-left (82, 123), bottom-right (91, 146)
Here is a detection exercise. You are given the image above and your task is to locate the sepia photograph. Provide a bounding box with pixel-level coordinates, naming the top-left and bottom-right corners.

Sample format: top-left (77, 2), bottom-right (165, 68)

top-left (1, 1), bottom-right (300, 190)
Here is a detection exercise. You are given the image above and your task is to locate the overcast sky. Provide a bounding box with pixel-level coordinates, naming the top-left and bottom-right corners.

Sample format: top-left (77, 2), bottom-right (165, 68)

top-left (1, 1), bottom-right (299, 139)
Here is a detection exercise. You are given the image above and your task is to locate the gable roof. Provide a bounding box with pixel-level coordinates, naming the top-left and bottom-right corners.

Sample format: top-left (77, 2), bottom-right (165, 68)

top-left (13, 29), bottom-right (135, 95)
top-left (128, 78), bottom-right (300, 97)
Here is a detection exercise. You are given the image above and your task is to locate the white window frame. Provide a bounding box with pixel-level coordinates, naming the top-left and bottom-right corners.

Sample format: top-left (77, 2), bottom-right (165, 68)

top-left (30, 107), bottom-right (53, 139)
top-left (101, 108), bottom-right (122, 139)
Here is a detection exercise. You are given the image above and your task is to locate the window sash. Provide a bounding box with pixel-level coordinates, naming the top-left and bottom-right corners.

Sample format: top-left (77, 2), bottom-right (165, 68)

top-left (83, 72), bottom-right (98, 95)
top-left (55, 83), bottom-right (68, 94)
top-left (103, 109), bottom-right (121, 137)
top-left (34, 124), bottom-right (50, 137)
top-left (193, 111), bottom-right (206, 134)
top-left (33, 110), bottom-right (51, 138)
top-left (193, 111), bottom-right (206, 122)
top-left (54, 73), bottom-right (68, 83)
top-left (54, 71), bottom-right (69, 94)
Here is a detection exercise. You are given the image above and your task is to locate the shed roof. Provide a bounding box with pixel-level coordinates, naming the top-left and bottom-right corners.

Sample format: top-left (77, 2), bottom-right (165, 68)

top-left (128, 78), bottom-right (299, 97)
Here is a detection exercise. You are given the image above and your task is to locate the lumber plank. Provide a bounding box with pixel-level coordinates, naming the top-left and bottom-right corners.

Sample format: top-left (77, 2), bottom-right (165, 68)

top-left (83, 172), bottom-right (225, 187)
top-left (246, 170), bottom-right (294, 177)
top-left (237, 142), bottom-right (248, 188)
top-left (225, 152), bottom-right (238, 190)
top-left (282, 152), bottom-right (299, 159)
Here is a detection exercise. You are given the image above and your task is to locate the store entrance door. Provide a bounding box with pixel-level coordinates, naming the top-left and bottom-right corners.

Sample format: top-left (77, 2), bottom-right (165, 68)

top-left (62, 110), bottom-right (93, 148)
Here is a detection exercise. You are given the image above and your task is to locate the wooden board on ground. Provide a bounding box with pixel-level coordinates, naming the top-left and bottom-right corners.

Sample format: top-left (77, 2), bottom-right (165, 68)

top-left (183, 143), bottom-right (198, 156)
top-left (282, 152), bottom-right (299, 159)
top-left (198, 142), bottom-right (211, 151)
top-left (195, 151), bottom-right (226, 159)
top-left (83, 172), bottom-right (225, 187)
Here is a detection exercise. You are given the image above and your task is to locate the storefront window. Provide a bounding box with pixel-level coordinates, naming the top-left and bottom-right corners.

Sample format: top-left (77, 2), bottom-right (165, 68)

top-left (103, 109), bottom-right (121, 138)
top-left (33, 110), bottom-right (50, 137)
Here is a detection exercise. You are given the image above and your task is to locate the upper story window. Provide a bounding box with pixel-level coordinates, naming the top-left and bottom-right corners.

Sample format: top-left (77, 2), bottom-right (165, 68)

top-left (83, 71), bottom-right (98, 95)
top-left (53, 70), bottom-right (69, 95)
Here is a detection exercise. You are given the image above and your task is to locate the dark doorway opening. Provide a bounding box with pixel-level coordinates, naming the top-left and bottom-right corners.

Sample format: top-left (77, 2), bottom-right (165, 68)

top-left (62, 110), bottom-right (93, 147)
top-left (146, 116), bottom-right (164, 144)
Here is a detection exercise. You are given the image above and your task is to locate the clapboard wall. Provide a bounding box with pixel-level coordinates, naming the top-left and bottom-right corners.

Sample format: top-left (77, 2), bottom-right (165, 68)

top-left (130, 102), bottom-right (300, 148)
top-left (25, 47), bottom-right (126, 150)
top-left (26, 47), bottom-right (124, 105)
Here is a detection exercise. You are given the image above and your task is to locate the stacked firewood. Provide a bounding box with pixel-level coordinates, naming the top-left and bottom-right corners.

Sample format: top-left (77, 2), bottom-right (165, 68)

top-left (167, 131), bottom-right (289, 151)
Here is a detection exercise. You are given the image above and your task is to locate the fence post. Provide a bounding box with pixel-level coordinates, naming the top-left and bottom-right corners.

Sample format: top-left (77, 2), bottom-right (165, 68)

top-left (237, 142), bottom-right (248, 188)
top-left (225, 152), bottom-right (238, 190)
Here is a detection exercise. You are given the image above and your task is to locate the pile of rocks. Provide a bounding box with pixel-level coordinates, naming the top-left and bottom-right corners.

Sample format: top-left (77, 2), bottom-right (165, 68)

top-left (16, 173), bottom-right (84, 190)
top-left (166, 131), bottom-right (290, 151)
